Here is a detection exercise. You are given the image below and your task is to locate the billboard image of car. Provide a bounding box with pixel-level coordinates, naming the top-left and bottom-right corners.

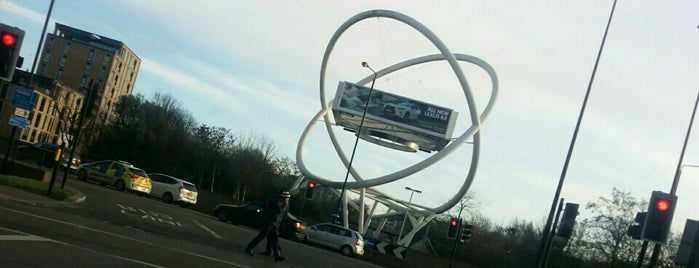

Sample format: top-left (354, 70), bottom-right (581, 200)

top-left (332, 81), bottom-right (458, 152)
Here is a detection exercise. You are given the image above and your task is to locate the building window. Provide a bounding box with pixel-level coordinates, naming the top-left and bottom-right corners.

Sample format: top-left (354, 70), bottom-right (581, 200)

top-left (39, 64), bottom-right (46, 75)
top-left (88, 49), bottom-right (95, 61)
top-left (98, 68), bottom-right (106, 79)
top-left (59, 56), bottom-right (66, 68)
top-left (56, 69), bottom-right (63, 80)
top-left (33, 115), bottom-right (41, 127)
top-left (83, 63), bottom-right (91, 76)
top-left (43, 51), bottom-right (50, 63)
top-left (63, 43), bottom-right (71, 54)
top-left (46, 37), bottom-right (54, 49)
top-left (103, 54), bottom-right (110, 66)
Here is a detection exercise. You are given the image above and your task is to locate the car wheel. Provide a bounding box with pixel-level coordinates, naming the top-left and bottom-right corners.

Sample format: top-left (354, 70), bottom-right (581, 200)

top-left (216, 209), bottom-right (229, 222)
top-left (115, 180), bottom-right (126, 191)
top-left (77, 170), bottom-right (88, 181)
top-left (303, 235), bottom-right (309, 244)
top-left (162, 192), bottom-right (173, 203)
top-left (340, 245), bottom-right (353, 256)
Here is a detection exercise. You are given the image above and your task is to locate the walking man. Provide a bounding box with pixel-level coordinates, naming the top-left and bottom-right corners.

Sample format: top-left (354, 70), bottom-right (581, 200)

top-left (244, 190), bottom-right (291, 262)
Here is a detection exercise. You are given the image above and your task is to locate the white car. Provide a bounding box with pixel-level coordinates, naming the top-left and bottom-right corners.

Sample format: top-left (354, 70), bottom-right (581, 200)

top-left (147, 173), bottom-right (198, 207)
top-left (303, 223), bottom-right (365, 257)
top-left (383, 101), bottom-right (421, 121)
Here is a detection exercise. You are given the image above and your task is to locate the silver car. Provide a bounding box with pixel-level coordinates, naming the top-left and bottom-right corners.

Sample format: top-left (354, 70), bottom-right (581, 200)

top-left (303, 223), bottom-right (365, 257)
top-left (147, 173), bottom-right (198, 207)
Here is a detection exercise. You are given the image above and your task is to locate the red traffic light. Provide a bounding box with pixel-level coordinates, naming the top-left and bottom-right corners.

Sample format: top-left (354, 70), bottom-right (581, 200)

top-left (450, 219), bottom-right (458, 226)
top-left (1, 32), bottom-right (16, 47)
top-left (655, 199), bottom-right (670, 212)
top-left (308, 182), bottom-right (316, 189)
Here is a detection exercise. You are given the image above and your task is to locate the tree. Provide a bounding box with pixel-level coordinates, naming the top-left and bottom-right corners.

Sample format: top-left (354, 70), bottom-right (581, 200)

top-left (578, 188), bottom-right (646, 266)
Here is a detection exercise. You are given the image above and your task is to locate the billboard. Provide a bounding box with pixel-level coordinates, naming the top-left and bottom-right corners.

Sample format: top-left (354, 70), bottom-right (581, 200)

top-left (332, 81), bottom-right (458, 152)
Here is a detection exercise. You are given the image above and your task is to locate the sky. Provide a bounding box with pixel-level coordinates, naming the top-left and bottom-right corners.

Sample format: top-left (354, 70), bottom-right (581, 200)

top-left (1, 0), bottom-right (698, 233)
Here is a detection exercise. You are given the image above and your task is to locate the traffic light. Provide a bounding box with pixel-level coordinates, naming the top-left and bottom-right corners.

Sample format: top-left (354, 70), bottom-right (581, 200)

top-left (304, 181), bottom-right (316, 200)
top-left (627, 212), bottom-right (647, 240)
top-left (460, 223), bottom-right (473, 242)
top-left (447, 217), bottom-right (459, 239)
top-left (0, 23), bottom-right (24, 81)
top-left (674, 219), bottom-right (698, 266)
top-left (642, 191), bottom-right (678, 244)
top-left (557, 203), bottom-right (579, 238)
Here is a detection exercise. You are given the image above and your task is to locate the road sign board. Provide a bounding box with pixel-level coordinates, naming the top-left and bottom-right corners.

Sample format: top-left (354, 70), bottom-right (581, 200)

top-left (11, 87), bottom-right (37, 111)
top-left (14, 107), bottom-right (29, 118)
top-left (9, 114), bottom-right (29, 129)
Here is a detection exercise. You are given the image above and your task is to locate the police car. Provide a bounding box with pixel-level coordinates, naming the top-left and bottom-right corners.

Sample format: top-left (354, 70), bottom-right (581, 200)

top-left (77, 160), bottom-right (152, 195)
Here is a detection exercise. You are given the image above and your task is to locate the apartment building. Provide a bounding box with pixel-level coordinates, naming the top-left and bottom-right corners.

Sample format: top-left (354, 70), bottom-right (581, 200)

top-left (37, 23), bottom-right (140, 123)
top-left (0, 70), bottom-right (83, 145)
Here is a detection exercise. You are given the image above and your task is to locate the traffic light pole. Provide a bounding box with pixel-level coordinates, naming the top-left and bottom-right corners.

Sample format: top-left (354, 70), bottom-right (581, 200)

top-left (648, 91), bottom-right (699, 267)
top-left (542, 198), bottom-right (565, 267)
top-left (636, 240), bottom-right (649, 268)
top-left (449, 205), bottom-right (464, 268)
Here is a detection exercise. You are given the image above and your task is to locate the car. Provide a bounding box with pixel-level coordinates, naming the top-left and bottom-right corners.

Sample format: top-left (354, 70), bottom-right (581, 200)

top-left (147, 173), bottom-right (198, 207)
top-left (383, 101), bottom-right (422, 122)
top-left (214, 202), bottom-right (305, 241)
top-left (76, 160), bottom-right (152, 195)
top-left (16, 142), bottom-right (82, 170)
top-left (303, 223), bottom-right (365, 257)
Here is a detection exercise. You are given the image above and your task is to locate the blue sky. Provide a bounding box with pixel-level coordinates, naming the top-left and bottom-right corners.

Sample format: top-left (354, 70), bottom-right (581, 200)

top-left (2, 0), bottom-right (699, 231)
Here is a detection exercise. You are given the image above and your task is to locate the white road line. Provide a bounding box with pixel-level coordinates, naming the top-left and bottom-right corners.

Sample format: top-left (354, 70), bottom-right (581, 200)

top-left (0, 226), bottom-right (162, 267)
top-left (192, 219), bottom-right (222, 239)
top-left (0, 235), bottom-right (53, 241)
top-left (0, 206), bottom-right (251, 268)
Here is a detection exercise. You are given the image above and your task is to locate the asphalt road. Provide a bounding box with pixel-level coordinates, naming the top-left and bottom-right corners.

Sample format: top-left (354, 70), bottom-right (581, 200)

top-left (0, 176), bottom-right (383, 268)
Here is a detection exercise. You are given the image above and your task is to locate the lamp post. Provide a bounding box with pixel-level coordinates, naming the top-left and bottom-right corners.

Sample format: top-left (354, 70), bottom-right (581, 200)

top-left (398, 186), bottom-right (421, 242)
top-left (334, 62), bottom-right (378, 225)
top-left (535, 1), bottom-right (618, 266)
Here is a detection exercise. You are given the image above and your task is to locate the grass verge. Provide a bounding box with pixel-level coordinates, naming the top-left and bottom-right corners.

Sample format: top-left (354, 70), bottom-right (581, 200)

top-left (0, 174), bottom-right (76, 200)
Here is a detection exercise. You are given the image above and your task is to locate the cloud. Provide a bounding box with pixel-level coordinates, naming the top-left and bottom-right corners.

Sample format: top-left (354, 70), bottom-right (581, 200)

top-left (0, 1), bottom-right (46, 25)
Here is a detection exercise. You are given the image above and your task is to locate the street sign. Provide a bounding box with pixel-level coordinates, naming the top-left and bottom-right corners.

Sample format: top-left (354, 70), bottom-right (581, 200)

top-left (14, 107), bottom-right (29, 118)
top-left (11, 87), bottom-right (37, 111)
top-left (9, 114), bottom-right (29, 129)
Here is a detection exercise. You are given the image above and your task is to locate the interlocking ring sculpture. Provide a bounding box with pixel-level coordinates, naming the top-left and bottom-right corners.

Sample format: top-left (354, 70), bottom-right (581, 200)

top-left (296, 9), bottom-right (499, 213)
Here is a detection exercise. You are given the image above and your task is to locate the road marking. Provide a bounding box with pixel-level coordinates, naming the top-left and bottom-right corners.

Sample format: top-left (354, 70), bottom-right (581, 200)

top-left (192, 219), bottom-right (222, 239)
top-left (0, 234), bottom-right (53, 241)
top-left (117, 203), bottom-right (183, 227)
top-left (0, 226), bottom-right (162, 267)
top-left (0, 206), bottom-right (251, 268)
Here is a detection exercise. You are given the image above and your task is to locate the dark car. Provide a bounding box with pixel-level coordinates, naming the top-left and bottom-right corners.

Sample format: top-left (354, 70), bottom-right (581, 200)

top-left (16, 142), bottom-right (81, 170)
top-left (214, 202), bottom-right (305, 241)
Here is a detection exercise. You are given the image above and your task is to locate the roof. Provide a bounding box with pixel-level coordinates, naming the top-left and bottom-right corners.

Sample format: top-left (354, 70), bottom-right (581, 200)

top-left (53, 23), bottom-right (123, 53)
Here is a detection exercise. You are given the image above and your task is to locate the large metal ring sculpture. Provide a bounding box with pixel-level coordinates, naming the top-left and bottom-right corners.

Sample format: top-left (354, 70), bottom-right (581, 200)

top-left (296, 9), bottom-right (499, 214)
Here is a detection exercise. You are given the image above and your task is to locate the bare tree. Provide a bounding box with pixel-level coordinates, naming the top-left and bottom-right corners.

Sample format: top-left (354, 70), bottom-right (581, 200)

top-left (578, 188), bottom-right (646, 266)
top-left (446, 191), bottom-right (479, 220)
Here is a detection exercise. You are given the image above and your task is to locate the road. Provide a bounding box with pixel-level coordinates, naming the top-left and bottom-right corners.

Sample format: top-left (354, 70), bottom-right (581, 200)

top-left (0, 176), bottom-right (384, 267)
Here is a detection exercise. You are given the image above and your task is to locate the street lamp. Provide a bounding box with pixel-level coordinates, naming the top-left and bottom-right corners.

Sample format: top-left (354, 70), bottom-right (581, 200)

top-left (398, 186), bottom-right (422, 242)
top-left (334, 62), bottom-right (378, 224)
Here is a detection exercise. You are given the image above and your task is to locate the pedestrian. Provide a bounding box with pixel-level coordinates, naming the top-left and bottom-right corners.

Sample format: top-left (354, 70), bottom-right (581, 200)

top-left (243, 190), bottom-right (290, 262)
